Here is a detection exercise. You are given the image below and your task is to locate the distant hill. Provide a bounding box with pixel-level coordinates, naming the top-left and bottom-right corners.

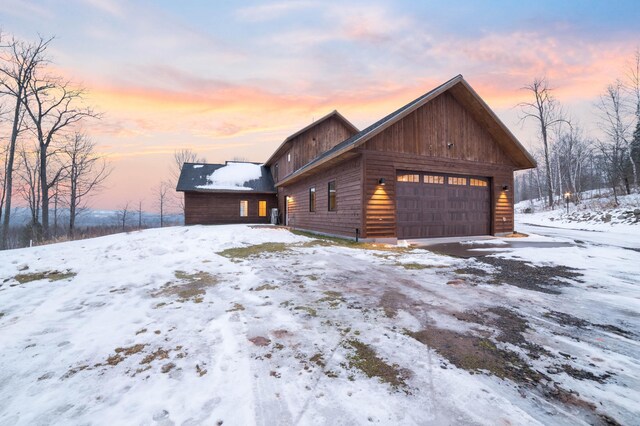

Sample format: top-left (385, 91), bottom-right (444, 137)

top-left (5, 207), bottom-right (184, 229)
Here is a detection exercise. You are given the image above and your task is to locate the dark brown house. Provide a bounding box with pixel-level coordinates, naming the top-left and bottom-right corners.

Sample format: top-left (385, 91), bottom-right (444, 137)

top-left (176, 161), bottom-right (277, 225)
top-left (177, 75), bottom-right (536, 241)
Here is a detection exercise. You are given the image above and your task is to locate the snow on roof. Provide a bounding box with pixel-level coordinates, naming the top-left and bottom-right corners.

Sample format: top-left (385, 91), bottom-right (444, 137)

top-left (196, 162), bottom-right (263, 191)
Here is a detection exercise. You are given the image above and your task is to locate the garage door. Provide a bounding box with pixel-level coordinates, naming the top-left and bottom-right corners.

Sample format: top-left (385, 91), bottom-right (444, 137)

top-left (396, 172), bottom-right (490, 239)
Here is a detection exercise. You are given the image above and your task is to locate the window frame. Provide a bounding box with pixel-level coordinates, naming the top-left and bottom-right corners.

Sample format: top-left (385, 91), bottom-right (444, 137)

top-left (328, 181), bottom-right (336, 211)
top-left (273, 163), bottom-right (279, 181)
top-left (423, 174), bottom-right (445, 184)
top-left (239, 200), bottom-right (249, 217)
top-left (470, 178), bottom-right (488, 187)
top-left (309, 187), bottom-right (316, 212)
top-left (448, 176), bottom-right (468, 186)
top-left (397, 173), bottom-right (420, 183)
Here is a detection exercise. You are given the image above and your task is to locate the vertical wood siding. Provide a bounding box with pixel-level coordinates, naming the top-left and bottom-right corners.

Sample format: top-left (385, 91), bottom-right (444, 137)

top-left (271, 116), bottom-right (356, 184)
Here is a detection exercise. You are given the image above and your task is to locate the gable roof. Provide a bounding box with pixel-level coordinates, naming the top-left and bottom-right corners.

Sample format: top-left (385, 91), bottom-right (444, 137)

top-left (176, 161), bottom-right (276, 193)
top-left (278, 75), bottom-right (536, 186)
top-left (264, 110), bottom-right (359, 166)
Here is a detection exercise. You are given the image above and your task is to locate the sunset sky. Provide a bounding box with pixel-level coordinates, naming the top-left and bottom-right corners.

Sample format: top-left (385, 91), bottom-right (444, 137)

top-left (1, 0), bottom-right (639, 211)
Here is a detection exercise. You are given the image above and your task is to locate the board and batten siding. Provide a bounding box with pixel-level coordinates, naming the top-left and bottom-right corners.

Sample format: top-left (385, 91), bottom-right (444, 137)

top-left (362, 92), bottom-right (517, 238)
top-left (271, 116), bottom-right (356, 184)
top-left (184, 192), bottom-right (277, 225)
top-left (279, 156), bottom-right (363, 237)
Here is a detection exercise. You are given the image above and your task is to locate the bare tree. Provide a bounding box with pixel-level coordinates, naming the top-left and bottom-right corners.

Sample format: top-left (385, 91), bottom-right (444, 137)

top-left (518, 78), bottom-right (569, 207)
top-left (137, 199), bottom-right (143, 229)
top-left (156, 182), bottom-right (170, 228)
top-left (116, 201), bottom-right (130, 232)
top-left (16, 144), bottom-right (40, 226)
top-left (596, 81), bottom-right (633, 201)
top-left (171, 149), bottom-right (204, 211)
top-left (61, 132), bottom-right (110, 237)
top-left (624, 48), bottom-right (640, 186)
top-left (553, 126), bottom-right (592, 201)
top-left (22, 74), bottom-right (99, 239)
top-left (0, 35), bottom-right (51, 248)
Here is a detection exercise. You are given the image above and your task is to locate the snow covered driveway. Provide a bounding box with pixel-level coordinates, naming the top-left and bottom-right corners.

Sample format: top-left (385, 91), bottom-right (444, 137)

top-left (516, 222), bottom-right (640, 250)
top-left (0, 225), bottom-right (638, 425)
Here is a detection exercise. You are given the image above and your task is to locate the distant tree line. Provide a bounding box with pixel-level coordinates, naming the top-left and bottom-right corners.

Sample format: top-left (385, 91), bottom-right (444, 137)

top-left (516, 50), bottom-right (640, 207)
top-left (0, 32), bottom-right (110, 249)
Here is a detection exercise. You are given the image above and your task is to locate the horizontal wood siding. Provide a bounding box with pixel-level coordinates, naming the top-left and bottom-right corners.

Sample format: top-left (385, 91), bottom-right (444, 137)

top-left (184, 192), bottom-right (277, 225)
top-left (363, 152), bottom-right (396, 238)
top-left (362, 92), bottom-right (517, 238)
top-left (493, 172), bottom-right (514, 234)
top-left (271, 116), bottom-right (357, 184)
top-left (279, 156), bottom-right (362, 237)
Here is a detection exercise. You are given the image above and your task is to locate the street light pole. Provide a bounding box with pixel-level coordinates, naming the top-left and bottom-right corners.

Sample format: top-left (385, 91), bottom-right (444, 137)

top-left (564, 192), bottom-right (570, 215)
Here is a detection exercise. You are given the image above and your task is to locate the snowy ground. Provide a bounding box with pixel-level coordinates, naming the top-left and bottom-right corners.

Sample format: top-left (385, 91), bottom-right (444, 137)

top-left (515, 193), bottom-right (640, 233)
top-left (1, 225), bottom-right (639, 425)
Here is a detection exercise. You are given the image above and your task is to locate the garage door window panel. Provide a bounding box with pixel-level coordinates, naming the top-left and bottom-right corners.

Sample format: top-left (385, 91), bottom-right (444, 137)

top-left (424, 175), bottom-right (444, 184)
top-left (397, 174), bottom-right (420, 183)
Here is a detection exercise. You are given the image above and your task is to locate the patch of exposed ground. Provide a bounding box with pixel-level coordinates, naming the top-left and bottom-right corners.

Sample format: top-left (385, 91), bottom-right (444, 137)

top-left (316, 291), bottom-right (344, 308)
top-left (217, 243), bottom-right (289, 259)
top-left (151, 271), bottom-right (217, 303)
top-left (293, 306), bottom-right (317, 317)
top-left (13, 270), bottom-right (76, 285)
top-left (559, 364), bottom-right (611, 383)
top-left (226, 303), bottom-right (245, 312)
top-left (251, 283), bottom-right (279, 291)
top-left (407, 326), bottom-right (619, 425)
top-left (249, 336), bottom-right (271, 347)
top-left (543, 310), bottom-right (635, 339)
top-left (140, 348), bottom-right (171, 365)
top-left (343, 339), bottom-right (411, 391)
top-left (395, 262), bottom-right (431, 270)
top-left (102, 344), bottom-right (147, 367)
top-left (474, 257), bottom-right (583, 294)
top-left (378, 290), bottom-right (414, 319)
top-left (407, 327), bottom-right (541, 383)
top-left (454, 307), bottom-right (551, 359)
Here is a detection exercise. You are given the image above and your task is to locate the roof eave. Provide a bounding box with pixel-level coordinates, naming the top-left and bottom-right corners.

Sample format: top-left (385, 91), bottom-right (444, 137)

top-left (455, 79), bottom-right (537, 170)
top-left (178, 189), bottom-right (277, 194)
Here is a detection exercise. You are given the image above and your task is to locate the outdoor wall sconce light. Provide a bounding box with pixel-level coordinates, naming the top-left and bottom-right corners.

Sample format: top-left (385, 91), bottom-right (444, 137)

top-left (378, 178), bottom-right (386, 186)
top-left (447, 143), bottom-right (454, 149)
top-left (502, 184), bottom-right (509, 191)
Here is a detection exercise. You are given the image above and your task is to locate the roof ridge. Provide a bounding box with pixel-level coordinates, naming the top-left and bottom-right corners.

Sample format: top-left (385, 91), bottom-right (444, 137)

top-left (287, 75), bottom-right (465, 177)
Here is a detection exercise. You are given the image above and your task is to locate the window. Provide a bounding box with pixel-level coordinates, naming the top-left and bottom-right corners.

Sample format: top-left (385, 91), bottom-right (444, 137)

top-left (287, 152), bottom-right (291, 162)
top-left (328, 181), bottom-right (336, 211)
top-left (470, 178), bottom-right (488, 187)
top-left (448, 177), bottom-right (467, 186)
top-left (309, 187), bottom-right (316, 212)
top-left (258, 200), bottom-right (267, 217)
top-left (240, 200), bottom-right (248, 217)
top-left (273, 163), bottom-right (279, 181)
top-left (424, 175), bottom-right (444, 184)
top-left (397, 174), bottom-right (420, 183)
